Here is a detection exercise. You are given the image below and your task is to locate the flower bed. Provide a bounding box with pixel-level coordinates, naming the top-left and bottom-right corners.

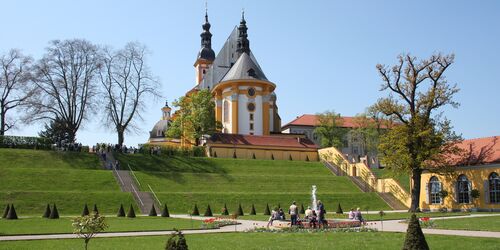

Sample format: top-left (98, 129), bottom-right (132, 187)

top-left (201, 217), bottom-right (238, 229)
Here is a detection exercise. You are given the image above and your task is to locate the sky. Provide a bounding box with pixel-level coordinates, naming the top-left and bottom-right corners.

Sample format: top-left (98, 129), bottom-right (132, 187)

top-left (2, 0), bottom-right (499, 146)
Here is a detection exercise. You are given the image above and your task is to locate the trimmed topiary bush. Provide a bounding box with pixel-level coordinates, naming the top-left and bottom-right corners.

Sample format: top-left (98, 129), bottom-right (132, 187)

top-left (49, 204), bottom-right (59, 219)
top-left (237, 204), bottom-right (244, 216)
top-left (403, 214), bottom-right (429, 250)
top-left (6, 204), bottom-right (18, 219)
top-left (165, 229), bottom-right (188, 250)
top-left (300, 203), bottom-right (305, 214)
top-left (149, 204), bottom-right (157, 216)
top-left (192, 204), bottom-right (200, 216)
top-left (161, 204), bottom-right (170, 217)
top-left (117, 204), bottom-right (126, 217)
top-left (3, 204), bottom-right (10, 218)
top-left (43, 204), bottom-right (51, 218)
top-left (222, 203), bottom-right (229, 215)
top-left (82, 204), bottom-right (90, 216)
top-left (127, 204), bottom-right (136, 218)
top-left (93, 204), bottom-right (99, 214)
top-left (336, 203), bottom-right (343, 214)
top-left (289, 155), bottom-right (293, 161)
top-left (264, 203), bottom-right (271, 215)
top-left (204, 204), bottom-right (213, 217)
top-left (250, 204), bottom-right (256, 215)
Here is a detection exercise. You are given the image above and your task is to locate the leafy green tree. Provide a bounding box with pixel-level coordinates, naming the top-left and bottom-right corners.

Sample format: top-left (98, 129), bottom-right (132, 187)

top-left (166, 89), bottom-right (221, 144)
top-left (165, 229), bottom-right (188, 250)
top-left (314, 111), bottom-right (347, 148)
top-left (72, 213), bottom-right (108, 250)
top-left (374, 53), bottom-right (461, 212)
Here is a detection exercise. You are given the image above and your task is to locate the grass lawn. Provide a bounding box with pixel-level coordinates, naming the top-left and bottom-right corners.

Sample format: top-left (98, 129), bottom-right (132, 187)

top-left (1, 232), bottom-right (499, 249)
top-left (0, 148), bottom-right (136, 215)
top-left (370, 168), bottom-right (411, 192)
top-left (432, 215), bottom-right (500, 232)
top-left (117, 155), bottom-right (391, 213)
top-left (0, 217), bottom-right (202, 235)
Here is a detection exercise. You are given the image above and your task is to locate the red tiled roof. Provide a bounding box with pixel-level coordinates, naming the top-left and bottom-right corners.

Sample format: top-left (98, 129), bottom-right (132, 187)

top-left (208, 133), bottom-right (318, 149)
top-left (451, 136), bottom-right (500, 166)
top-left (282, 114), bottom-right (392, 129)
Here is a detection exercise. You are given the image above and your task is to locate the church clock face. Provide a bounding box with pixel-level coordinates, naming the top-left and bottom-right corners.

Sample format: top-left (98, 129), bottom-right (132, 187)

top-left (247, 102), bottom-right (256, 111)
top-left (247, 87), bottom-right (256, 97)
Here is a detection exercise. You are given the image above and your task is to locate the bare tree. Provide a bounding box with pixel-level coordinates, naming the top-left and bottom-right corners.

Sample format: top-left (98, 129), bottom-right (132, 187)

top-left (0, 49), bottom-right (34, 135)
top-left (98, 42), bottom-right (160, 146)
top-left (25, 39), bottom-right (101, 142)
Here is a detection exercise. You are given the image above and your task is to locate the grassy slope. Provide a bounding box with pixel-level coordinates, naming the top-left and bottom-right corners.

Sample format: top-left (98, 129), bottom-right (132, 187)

top-left (0, 217), bottom-right (202, 235)
top-left (433, 215), bottom-right (500, 232)
top-left (371, 168), bottom-right (411, 192)
top-left (1, 232), bottom-right (499, 250)
top-left (0, 149), bottom-right (136, 215)
top-left (117, 155), bottom-right (390, 213)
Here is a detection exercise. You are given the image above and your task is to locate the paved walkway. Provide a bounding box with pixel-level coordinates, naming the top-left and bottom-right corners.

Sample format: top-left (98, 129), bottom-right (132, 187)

top-left (366, 213), bottom-right (500, 238)
top-left (1, 214), bottom-right (498, 241)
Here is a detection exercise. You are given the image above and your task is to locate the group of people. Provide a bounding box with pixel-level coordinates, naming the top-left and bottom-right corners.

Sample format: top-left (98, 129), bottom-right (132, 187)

top-left (348, 207), bottom-right (365, 222)
top-left (267, 200), bottom-right (328, 228)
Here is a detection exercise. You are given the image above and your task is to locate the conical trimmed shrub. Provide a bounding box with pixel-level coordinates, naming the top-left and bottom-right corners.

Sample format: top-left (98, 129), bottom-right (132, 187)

top-left (233, 151), bottom-right (237, 158)
top-left (127, 204), bottom-right (136, 218)
top-left (300, 203), bottom-right (305, 214)
top-left (213, 151), bottom-right (217, 158)
top-left (192, 204), bottom-right (200, 216)
top-left (289, 155), bottom-right (293, 161)
top-left (271, 154), bottom-right (274, 160)
top-left (264, 203), bottom-right (271, 215)
top-left (250, 204), bottom-right (256, 215)
top-left (237, 204), bottom-right (244, 216)
top-left (93, 204), bottom-right (99, 214)
top-left (161, 204), bottom-right (170, 217)
top-left (204, 204), bottom-right (213, 217)
top-left (222, 203), bottom-right (229, 215)
top-left (149, 204), bottom-right (157, 216)
top-left (43, 204), bottom-right (51, 218)
top-left (117, 204), bottom-right (125, 217)
top-left (3, 204), bottom-right (10, 218)
top-left (6, 204), bottom-right (18, 219)
top-left (403, 214), bottom-right (429, 250)
top-left (336, 203), bottom-right (343, 214)
top-left (252, 153), bottom-right (256, 159)
top-left (82, 204), bottom-right (90, 216)
top-left (49, 204), bottom-right (59, 219)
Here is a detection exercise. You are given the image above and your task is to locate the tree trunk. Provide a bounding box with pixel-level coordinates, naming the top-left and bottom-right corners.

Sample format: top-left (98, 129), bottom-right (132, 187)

top-left (0, 110), bottom-right (5, 136)
top-left (410, 168), bottom-right (422, 212)
top-left (117, 128), bottom-right (124, 147)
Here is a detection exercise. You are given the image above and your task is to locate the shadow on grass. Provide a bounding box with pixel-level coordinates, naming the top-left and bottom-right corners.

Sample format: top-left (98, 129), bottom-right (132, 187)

top-left (116, 154), bottom-right (233, 183)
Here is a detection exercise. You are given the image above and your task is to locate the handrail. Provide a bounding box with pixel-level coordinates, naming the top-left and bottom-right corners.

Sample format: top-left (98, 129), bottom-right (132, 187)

top-left (131, 184), bottom-right (144, 206)
top-left (148, 184), bottom-right (162, 206)
top-left (128, 164), bottom-right (141, 187)
top-left (113, 165), bottom-right (125, 187)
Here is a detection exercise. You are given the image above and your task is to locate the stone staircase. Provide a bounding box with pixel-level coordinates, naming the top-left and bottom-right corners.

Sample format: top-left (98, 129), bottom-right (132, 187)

top-left (377, 193), bottom-right (408, 210)
top-left (105, 152), bottom-right (160, 214)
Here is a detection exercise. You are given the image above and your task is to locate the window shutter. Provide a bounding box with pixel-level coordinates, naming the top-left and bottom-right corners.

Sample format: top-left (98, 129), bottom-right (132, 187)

top-left (484, 180), bottom-right (490, 204)
top-left (425, 182), bottom-right (429, 204)
top-left (439, 182), bottom-right (444, 205)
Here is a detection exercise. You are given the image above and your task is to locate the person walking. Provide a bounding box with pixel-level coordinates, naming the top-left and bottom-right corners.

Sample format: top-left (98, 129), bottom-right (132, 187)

top-left (267, 208), bottom-right (278, 228)
top-left (317, 200), bottom-right (327, 228)
top-left (289, 201), bottom-right (298, 226)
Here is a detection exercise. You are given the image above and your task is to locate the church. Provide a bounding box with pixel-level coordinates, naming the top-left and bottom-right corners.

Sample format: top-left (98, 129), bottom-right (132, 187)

top-left (149, 10), bottom-right (319, 161)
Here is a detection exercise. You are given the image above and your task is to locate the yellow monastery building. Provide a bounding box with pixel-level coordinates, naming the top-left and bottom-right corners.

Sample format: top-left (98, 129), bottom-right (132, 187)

top-left (420, 136), bottom-right (500, 212)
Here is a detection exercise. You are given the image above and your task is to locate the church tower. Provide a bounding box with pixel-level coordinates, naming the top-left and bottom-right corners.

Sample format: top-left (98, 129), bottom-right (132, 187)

top-left (212, 12), bottom-right (278, 136)
top-left (194, 9), bottom-right (215, 85)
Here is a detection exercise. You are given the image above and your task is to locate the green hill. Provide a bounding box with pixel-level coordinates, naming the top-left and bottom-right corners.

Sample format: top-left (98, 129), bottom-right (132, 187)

top-left (0, 149), bottom-right (136, 215)
top-left (117, 155), bottom-right (391, 213)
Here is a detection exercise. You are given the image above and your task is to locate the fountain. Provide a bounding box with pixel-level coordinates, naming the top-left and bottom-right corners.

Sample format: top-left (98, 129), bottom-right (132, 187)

top-left (311, 185), bottom-right (317, 211)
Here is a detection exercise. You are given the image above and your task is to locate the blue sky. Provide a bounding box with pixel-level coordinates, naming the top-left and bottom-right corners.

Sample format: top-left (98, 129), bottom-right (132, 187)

top-left (2, 0), bottom-right (499, 146)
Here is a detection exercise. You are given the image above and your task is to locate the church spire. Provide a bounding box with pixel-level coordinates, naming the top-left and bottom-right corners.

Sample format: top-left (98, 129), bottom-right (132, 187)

top-left (236, 9), bottom-right (250, 56)
top-left (197, 4), bottom-right (215, 62)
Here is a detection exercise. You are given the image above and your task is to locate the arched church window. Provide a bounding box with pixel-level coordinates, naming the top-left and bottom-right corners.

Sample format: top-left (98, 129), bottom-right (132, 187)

top-left (429, 176), bottom-right (442, 204)
top-left (489, 172), bottom-right (500, 203)
top-left (457, 175), bottom-right (471, 204)
top-left (223, 100), bottom-right (229, 123)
